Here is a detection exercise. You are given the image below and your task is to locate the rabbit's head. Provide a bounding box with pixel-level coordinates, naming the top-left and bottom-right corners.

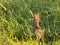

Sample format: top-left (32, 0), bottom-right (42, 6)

top-left (34, 13), bottom-right (40, 21)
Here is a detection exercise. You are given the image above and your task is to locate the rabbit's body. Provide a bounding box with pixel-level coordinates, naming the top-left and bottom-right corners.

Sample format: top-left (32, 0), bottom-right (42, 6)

top-left (30, 13), bottom-right (44, 39)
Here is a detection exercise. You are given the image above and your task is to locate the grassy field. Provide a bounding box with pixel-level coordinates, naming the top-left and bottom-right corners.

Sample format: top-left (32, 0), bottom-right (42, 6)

top-left (0, 0), bottom-right (60, 45)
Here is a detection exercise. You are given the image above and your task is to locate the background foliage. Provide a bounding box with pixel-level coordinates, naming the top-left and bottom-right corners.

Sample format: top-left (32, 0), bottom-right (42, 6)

top-left (0, 0), bottom-right (60, 45)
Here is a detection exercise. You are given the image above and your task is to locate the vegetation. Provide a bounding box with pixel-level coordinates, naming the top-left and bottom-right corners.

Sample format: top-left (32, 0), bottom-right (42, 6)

top-left (0, 0), bottom-right (60, 45)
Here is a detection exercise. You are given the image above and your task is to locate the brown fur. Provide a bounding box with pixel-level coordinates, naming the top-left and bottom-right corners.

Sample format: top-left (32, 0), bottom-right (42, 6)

top-left (30, 13), bottom-right (44, 39)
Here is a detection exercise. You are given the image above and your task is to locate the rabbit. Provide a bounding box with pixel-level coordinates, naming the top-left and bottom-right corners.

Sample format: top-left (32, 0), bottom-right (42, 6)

top-left (30, 13), bottom-right (44, 40)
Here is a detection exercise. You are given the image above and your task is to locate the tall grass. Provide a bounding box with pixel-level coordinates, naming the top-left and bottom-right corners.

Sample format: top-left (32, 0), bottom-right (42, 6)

top-left (0, 0), bottom-right (60, 45)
